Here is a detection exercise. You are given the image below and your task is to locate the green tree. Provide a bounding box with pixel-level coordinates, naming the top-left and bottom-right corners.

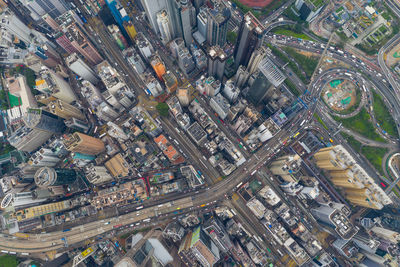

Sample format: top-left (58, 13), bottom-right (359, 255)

top-left (0, 90), bottom-right (8, 110)
top-left (227, 31), bottom-right (238, 44)
top-left (294, 23), bottom-right (303, 33)
top-left (156, 102), bottom-right (169, 117)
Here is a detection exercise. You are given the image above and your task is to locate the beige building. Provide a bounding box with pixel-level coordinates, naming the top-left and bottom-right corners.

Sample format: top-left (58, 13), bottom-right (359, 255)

top-left (105, 153), bottom-right (130, 178)
top-left (35, 68), bottom-right (77, 104)
top-left (48, 99), bottom-right (85, 120)
top-left (313, 146), bottom-right (355, 171)
top-left (177, 88), bottom-right (190, 106)
top-left (314, 145), bottom-right (392, 209)
top-left (63, 132), bottom-right (105, 155)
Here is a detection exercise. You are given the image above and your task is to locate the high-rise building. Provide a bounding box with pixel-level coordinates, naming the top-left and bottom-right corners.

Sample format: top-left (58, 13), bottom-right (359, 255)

top-left (105, 0), bottom-right (130, 37)
top-left (210, 93), bottom-right (230, 119)
top-left (47, 99), bottom-right (85, 120)
top-left (135, 32), bottom-right (154, 59)
top-left (178, 226), bottom-right (220, 267)
top-left (234, 65), bottom-right (249, 88)
top-left (63, 132), bottom-right (105, 155)
top-left (23, 108), bottom-right (66, 134)
top-left (107, 24), bottom-right (128, 50)
top-left (177, 46), bottom-right (196, 75)
top-left (141, 0), bottom-right (167, 34)
top-left (190, 43), bottom-right (207, 70)
top-left (258, 57), bottom-right (286, 87)
top-left (166, 0), bottom-right (181, 37)
top-left (208, 46), bottom-right (227, 81)
top-left (197, 6), bottom-right (208, 39)
top-left (311, 202), bottom-right (358, 240)
top-left (42, 13), bottom-right (61, 31)
top-left (0, 9), bottom-right (34, 43)
top-left (193, 0), bottom-right (205, 13)
top-left (269, 154), bottom-right (302, 182)
top-left (150, 54), bottom-right (166, 81)
top-left (314, 145), bottom-right (392, 209)
top-left (65, 117), bottom-right (90, 133)
top-left (223, 79), bottom-right (240, 103)
top-left (196, 75), bottom-right (221, 96)
top-left (156, 10), bottom-right (173, 44)
top-left (234, 12), bottom-right (265, 69)
top-left (166, 0), bottom-right (194, 45)
top-left (66, 53), bottom-right (100, 84)
top-left (162, 71), bottom-right (178, 93)
top-left (85, 164), bottom-right (113, 185)
top-left (370, 226), bottom-right (400, 244)
top-left (177, 88), bottom-right (190, 106)
top-left (19, 0), bottom-right (68, 20)
top-left (123, 20), bottom-right (137, 42)
top-left (97, 102), bottom-right (119, 121)
top-left (247, 71), bottom-right (271, 104)
top-left (8, 126), bottom-right (52, 153)
top-left (28, 149), bottom-right (60, 167)
top-left (34, 167), bottom-right (77, 187)
top-left (246, 46), bottom-right (266, 75)
top-left (180, 0), bottom-right (193, 46)
top-left (206, 7), bottom-right (230, 47)
top-left (96, 61), bottom-right (133, 100)
top-left (55, 11), bottom-right (103, 65)
top-left (125, 48), bottom-right (146, 74)
top-left (142, 72), bottom-right (164, 97)
top-left (35, 68), bottom-right (77, 103)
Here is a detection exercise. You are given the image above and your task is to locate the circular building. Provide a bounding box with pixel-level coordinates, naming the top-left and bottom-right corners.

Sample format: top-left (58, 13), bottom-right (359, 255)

top-left (34, 167), bottom-right (77, 187)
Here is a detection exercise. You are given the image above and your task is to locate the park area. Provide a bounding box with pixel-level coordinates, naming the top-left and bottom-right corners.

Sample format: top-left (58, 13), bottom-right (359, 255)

top-left (333, 108), bottom-right (385, 143)
top-left (373, 91), bottom-right (398, 137)
top-left (236, 0), bottom-right (274, 8)
top-left (322, 79), bottom-right (358, 112)
top-left (340, 132), bottom-right (388, 175)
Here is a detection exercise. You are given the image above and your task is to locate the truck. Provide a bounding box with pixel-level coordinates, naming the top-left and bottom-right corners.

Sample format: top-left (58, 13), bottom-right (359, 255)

top-left (62, 229), bottom-right (71, 232)
top-left (337, 49), bottom-right (344, 54)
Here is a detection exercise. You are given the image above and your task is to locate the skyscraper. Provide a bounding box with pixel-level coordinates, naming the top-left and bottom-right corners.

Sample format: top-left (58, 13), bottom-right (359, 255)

top-left (85, 164), bottom-right (113, 185)
top-left (20, 0), bottom-right (68, 20)
top-left (23, 108), bottom-right (66, 134)
top-left (105, 0), bottom-right (130, 37)
top-left (177, 88), bottom-right (190, 106)
top-left (156, 10), bottom-right (173, 44)
top-left (166, 0), bottom-right (193, 46)
top-left (142, 0), bottom-right (167, 34)
top-left (55, 11), bottom-right (103, 65)
top-left (0, 9), bottom-right (34, 43)
top-left (311, 202), bottom-right (358, 240)
top-left (35, 68), bottom-right (77, 103)
top-left (314, 146), bottom-right (392, 209)
top-left (63, 132), bottom-right (105, 155)
top-left (246, 46), bottom-right (267, 75)
top-left (269, 154), bottom-right (302, 182)
top-left (178, 226), bottom-right (220, 267)
top-left (206, 7), bottom-right (230, 47)
top-left (208, 45), bottom-right (227, 81)
top-left (8, 126), bottom-right (53, 153)
top-left (66, 53), bottom-right (100, 84)
top-left (258, 57), bottom-right (286, 87)
top-left (247, 71), bottom-right (271, 105)
top-left (234, 12), bottom-right (265, 69)
top-left (47, 99), bottom-right (86, 120)
top-left (34, 167), bottom-right (77, 187)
